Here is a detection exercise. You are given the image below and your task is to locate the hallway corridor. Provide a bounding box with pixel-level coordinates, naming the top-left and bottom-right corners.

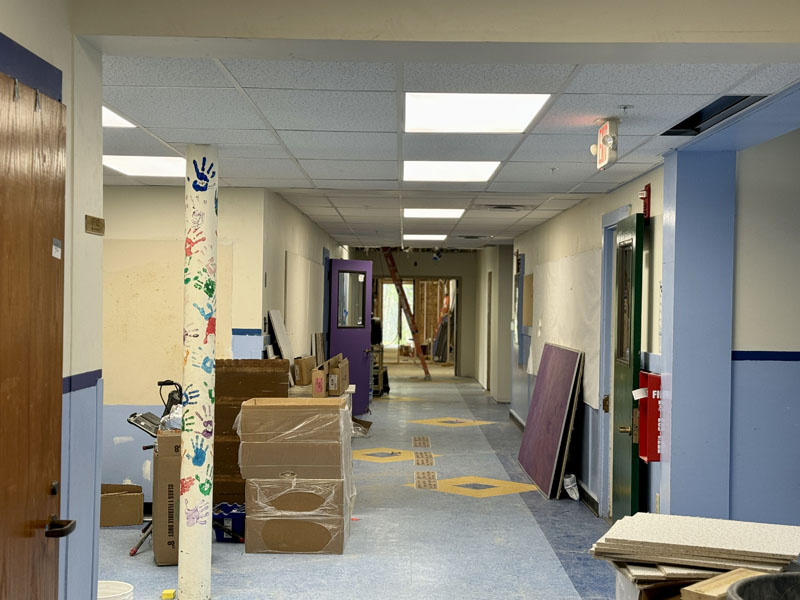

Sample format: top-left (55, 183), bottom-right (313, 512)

top-left (98, 374), bottom-right (613, 599)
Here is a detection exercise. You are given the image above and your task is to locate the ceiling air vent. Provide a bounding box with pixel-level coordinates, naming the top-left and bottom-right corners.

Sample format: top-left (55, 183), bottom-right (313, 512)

top-left (661, 95), bottom-right (766, 136)
top-left (458, 235), bottom-right (486, 240)
top-left (488, 204), bottom-right (526, 212)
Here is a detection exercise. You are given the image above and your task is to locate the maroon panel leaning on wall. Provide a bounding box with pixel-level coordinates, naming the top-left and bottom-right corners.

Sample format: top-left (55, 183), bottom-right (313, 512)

top-left (518, 343), bottom-right (583, 498)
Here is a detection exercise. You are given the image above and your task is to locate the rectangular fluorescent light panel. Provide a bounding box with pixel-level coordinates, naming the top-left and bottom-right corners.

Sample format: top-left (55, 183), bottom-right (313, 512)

top-left (404, 208), bottom-right (464, 219)
top-left (103, 155), bottom-right (185, 177)
top-left (403, 161), bottom-right (499, 182)
top-left (102, 106), bottom-right (136, 128)
top-left (405, 92), bottom-right (550, 133)
top-left (404, 234), bottom-right (447, 241)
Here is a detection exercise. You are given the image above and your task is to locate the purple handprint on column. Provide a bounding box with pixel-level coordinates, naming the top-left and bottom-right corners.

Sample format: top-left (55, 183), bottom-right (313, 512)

top-left (185, 499), bottom-right (210, 526)
top-left (188, 156), bottom-right (216, 192)
top-left (188, 435), bottom-right (208, 466)
top-left (195, 405), bottom-right (213, 439)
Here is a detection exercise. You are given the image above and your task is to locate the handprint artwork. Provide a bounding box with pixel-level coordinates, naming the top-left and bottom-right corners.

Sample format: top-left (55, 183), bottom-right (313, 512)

top-left (195, 464), bottom-right (213, 496)
top-left (189, 435), bottom-right (208, 467)
top-left (188, 156), bottom-right (216, 192)
top-left (196, 405), bottom-right (213, 439)
top-left (185, 499), bottom-right (210, 527)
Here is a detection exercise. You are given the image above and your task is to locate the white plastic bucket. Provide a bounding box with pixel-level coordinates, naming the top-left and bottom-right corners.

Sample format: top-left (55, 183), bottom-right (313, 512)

top-left (97, 581), bottom-right (134, 600)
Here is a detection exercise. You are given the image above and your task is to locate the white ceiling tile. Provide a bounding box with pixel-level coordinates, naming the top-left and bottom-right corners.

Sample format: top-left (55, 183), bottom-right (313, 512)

top-left (103, 128), bottom-right (180, 157)
top-left (403, 63), bottom-right (576, 93)
top-left (279, 131), bottom-right (397, 160)
top-left (300, 159), bottom-right (397, 180)
top-left (567, 64), bottom-right (757, 95)
top-left (104, 86), bottom-right (267, 130)
top-left (315, 180), bottom-right (399, 190)
top-left (103, 56), bottom-right (233, 88)
top-left (284, 196), bottom-right (331, 207)
top-left (540, 197), bottom-right (585, 210)
top-left (299, 206), bottom-right (340, 216)
top-left (247, 89), bottom-right (397, 131)
top-left (618, 136), bottom-right (692, 163)
top-left (472, 196), bottom-right (546, 207)
top-left (401, 182), bottom-right (486, 192)
top-left (223, 59), bottom-right (396, 91)
top-left (403, 222), bottom-right (456, 235)
top-left (512, 133), bottom-right (650, 162)
top-left (402, 198), bottom-right (471, 209)
top-left (215, 144), bottom-right (290, 159)
top-left (151, 128), bottom-right (280, 145)
top-left (223, 177), bottom-right (311, 188)
top-left (453, 222), bottom-right (512, 233)
top-left (571, 181), bottom-right (621, 193)
top-left (325, 189), bottom-right (400, 198)
top-left (221, 158), bottom-right (305, 179)
top-left (103, 174), bottom-right (141, 186)
top-left (338, 207), bottom-right (400, 216)
top-left (310, 215), bottom-right (344, 223)
top-left (462, 210), bottom-right (523, 221)
top-left (487, 181), bottom-right (578, 193)
top-left (727, 64), bottom-right (800, 95)
top-left (329, 197), bottom-right (401, 208)
top-left (528, 208), bottom-right (564, 218)
top-left (533, 94), bottom-right (717, 135)
top-left (587, 162), bottom-right (658, 183)
top-left (495, 161), bottom-right (596, 182)
top-left (345, 216), bottom-right (401, 224)
top-left (403, 134), bottom-right (522, 161)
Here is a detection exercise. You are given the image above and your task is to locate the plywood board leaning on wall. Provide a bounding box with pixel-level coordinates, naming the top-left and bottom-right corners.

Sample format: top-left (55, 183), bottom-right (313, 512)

top-left (103, 240), bottom-right (233, 405)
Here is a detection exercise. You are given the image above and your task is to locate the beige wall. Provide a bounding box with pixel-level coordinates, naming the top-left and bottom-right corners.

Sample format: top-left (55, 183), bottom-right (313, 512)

top-left (70, 0), bottom-right (800, 44)
top-left (734, 128), bottom-right (800, 351)
top-left (1, 0), bottom-right (104, 378)
top-left (475, 245), bottom-right (513, 402)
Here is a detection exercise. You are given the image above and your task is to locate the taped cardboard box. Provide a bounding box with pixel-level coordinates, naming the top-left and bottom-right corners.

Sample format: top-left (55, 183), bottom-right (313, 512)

top-left (100, 484), bottom-right (143, 527)
top-left (245, 515), bottom-right (348, 554)
top-left (239, 441), bottom-right (342, 469)
top-left (328, 358), bottom-right (350, 397)
top-left (293, 355), bottom-right (316, 386)
top-left (246, 479), bottom-right (346, 517)
top-left (237, 397), bottom-right (345, 442)
top-left (311, 360), bottom-right (330, 398)
top-left (152, 430), bottom-right (181, 565)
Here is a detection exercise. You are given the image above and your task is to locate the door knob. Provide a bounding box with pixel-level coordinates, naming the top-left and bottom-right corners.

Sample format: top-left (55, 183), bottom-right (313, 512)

top-left (618, 425), bottom-right (632, 434)
top-left (45, 515), bottom-right (76, 538)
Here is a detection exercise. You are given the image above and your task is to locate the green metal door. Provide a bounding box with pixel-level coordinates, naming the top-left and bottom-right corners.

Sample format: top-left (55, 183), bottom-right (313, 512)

top-left (611, 213), bottom-right (644, 520)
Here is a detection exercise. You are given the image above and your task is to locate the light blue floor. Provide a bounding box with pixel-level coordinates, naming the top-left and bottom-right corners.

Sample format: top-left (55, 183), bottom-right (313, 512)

top-left (98, 375), bottom-right (613, 599)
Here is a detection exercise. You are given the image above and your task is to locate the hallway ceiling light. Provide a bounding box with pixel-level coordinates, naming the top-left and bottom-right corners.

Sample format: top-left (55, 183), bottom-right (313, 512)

top-left (404, 208), bottom-right (465, 219)
top-left (102, 106), bottom-right (136, 128)
top-left (103, 155), bottom-right (185, 177)
top-left (405, 92), bottom-right (550, 133)
top-left (404, 234), bottom-right (447, 241)
top-left (403, 160), bottom-right (499, 182)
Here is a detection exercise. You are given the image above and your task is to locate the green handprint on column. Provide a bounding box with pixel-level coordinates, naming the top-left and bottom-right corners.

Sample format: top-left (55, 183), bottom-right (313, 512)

top-left (195, 464), bottom-right (213, 496)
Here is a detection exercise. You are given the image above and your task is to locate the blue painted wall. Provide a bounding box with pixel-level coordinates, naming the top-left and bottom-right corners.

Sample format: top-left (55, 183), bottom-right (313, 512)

top-left (730, 358), bottom-right (800, 525)
top-left (101, 404), bottom-right (159, 503)
top-left (231, 328), bottom-right (264, 359)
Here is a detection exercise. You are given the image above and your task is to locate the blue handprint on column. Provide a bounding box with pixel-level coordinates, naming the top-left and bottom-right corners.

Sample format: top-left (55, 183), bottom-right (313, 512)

top-left (189, 435), bottom-right (208, 466)
top-left (188, 156), bottom-right (216, 192)
top-left (183, 384), bottom-right (201, 407)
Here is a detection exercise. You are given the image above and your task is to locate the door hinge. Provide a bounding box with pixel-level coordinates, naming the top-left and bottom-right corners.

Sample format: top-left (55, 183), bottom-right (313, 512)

top-left (602, 395), bottom-right (609, 413)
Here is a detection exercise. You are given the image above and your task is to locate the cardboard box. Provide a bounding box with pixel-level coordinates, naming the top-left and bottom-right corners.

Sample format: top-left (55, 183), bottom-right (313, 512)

top-left (240, 464), bottom-right (345, 480)
top-left (239, 441), bottom-right (343, 468)
top-left (311, 362), bottom-right (329, 398)
top-left (216, 359), bottom-right (290, 399)
top-left (681, 568), bottom-right (766, 600)
top-left (327, 358), bottom-right (349, 397)
top-left (293, 355), bottom-right (316, 386)
top-left (100, 484), bottom-right (143, 527)
top-left (245, 515), bottom-right (347, 554)
top-left (246, 479), bottom-right (346, 517)
top-left (615, 570), bottom-right (684, 600)
top-left (238, 397), bottom-right (345, 442)
top-left (152, 430), bottom-right (181, 565)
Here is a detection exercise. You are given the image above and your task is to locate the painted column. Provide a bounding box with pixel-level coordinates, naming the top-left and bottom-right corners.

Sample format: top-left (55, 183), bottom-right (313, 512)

top-left (179, 145), bottom-right (218, 599)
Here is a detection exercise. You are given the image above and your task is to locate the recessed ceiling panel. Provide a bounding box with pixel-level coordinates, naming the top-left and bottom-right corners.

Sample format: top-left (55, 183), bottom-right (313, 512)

top-left (299, 159), bottom-right (397, 180)
top-left (403, 133), bottom-right (522, 161)
top-left (103, 128), bottom-right (179, 157)
top-left (104, 86), bottom-right (267, 130)
top-left (247, 89), bottom-right (397, 131)
top-left (338, 207), bottom-right (400, 216)
top-left (533, 94), bottom-right (717, 135)
top-left (221, 158), bottom-right (305, 179)
top-left (344, 215), bottom-right (401, 224)
top-left (403, 63), bottom-right (576, 93)
top-left (103, 56), bottom-right (233, 88)
top-left (223, 178), bottom-right (311, 189)
top-left (567, 64), bottom-right (757, 95)
top-left (151, 128), bottom-right (280, 145)
top-left (487, 181), bottom-right (577, 193)
top-left (279, 131), bottom-right (397, 160)
top-left (571, 181), bottom-right (622, 194)
top-left (282, 195), bottom-right (331, 206)
top-left (461, 210), bottom-right (524, 221)
top-left (171, 143), bottom-right (289, 159)
top-left (315, 180), bottom-right (399, 190)
top-left (727, 64), bottom-right (800, 94)
top-left (328, 197), bottom-right (401, 208)
top-left (494, 161), bottom-right (596, 182)
top-left (299, 206), bottom-right (340, 216)
top-left (222, 59), bottom-right (396, 91)
top-left (402, 198), bottom-right (471, 209)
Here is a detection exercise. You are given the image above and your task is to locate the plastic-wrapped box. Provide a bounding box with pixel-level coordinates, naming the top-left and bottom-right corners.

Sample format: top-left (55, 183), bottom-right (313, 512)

top-left (235, 397), bottom-right (345, 442)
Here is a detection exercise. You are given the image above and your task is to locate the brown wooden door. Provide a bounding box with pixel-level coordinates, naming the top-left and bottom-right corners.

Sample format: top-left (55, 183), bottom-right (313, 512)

top-left (0, 72), bottom-right (67, 599)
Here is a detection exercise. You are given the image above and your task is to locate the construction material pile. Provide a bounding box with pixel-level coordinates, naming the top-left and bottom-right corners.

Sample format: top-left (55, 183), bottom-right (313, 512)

top-left (592, 512), bottom-right (800, 585)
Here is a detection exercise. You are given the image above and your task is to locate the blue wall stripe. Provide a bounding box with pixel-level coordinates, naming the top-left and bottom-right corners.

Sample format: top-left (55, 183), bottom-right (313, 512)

top-left (0, 33), bottom-right (62, 101)
top-left (62, 369), bottom-right (103, 394)
top-left (732, 351), bottom-right (800, 361)
top-left (232, 328), bottom-right (262, 336)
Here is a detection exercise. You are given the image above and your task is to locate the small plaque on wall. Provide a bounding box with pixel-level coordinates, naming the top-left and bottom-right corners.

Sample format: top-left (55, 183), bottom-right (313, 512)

top-left (85, 215), bottom-right (105, 236)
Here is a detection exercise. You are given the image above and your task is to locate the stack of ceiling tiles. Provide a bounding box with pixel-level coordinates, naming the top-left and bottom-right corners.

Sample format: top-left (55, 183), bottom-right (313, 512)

top-left (592, 513), bottom-right (800, 583)
top-left (236, 396), bottom-right (355, 554)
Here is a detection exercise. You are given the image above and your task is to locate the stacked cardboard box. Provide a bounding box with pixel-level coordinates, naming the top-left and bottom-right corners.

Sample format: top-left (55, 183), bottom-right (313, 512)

top-left (237, 396), bottom-right (354, 554)
top-left (310, 353), bottom-right (349, 398)
top-left (152, 430), bottom-right (181, 566)
top-left (215, 359), bottom-right (290, 505)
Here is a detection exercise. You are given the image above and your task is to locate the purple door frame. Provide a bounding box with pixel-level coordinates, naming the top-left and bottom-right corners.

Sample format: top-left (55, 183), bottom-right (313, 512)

top-left (329, 259), bottom-right (373, 415)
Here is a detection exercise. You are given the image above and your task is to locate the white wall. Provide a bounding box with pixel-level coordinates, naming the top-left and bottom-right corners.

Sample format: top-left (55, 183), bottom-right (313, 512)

top-left (734, 128), bottom-right (800, 351)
